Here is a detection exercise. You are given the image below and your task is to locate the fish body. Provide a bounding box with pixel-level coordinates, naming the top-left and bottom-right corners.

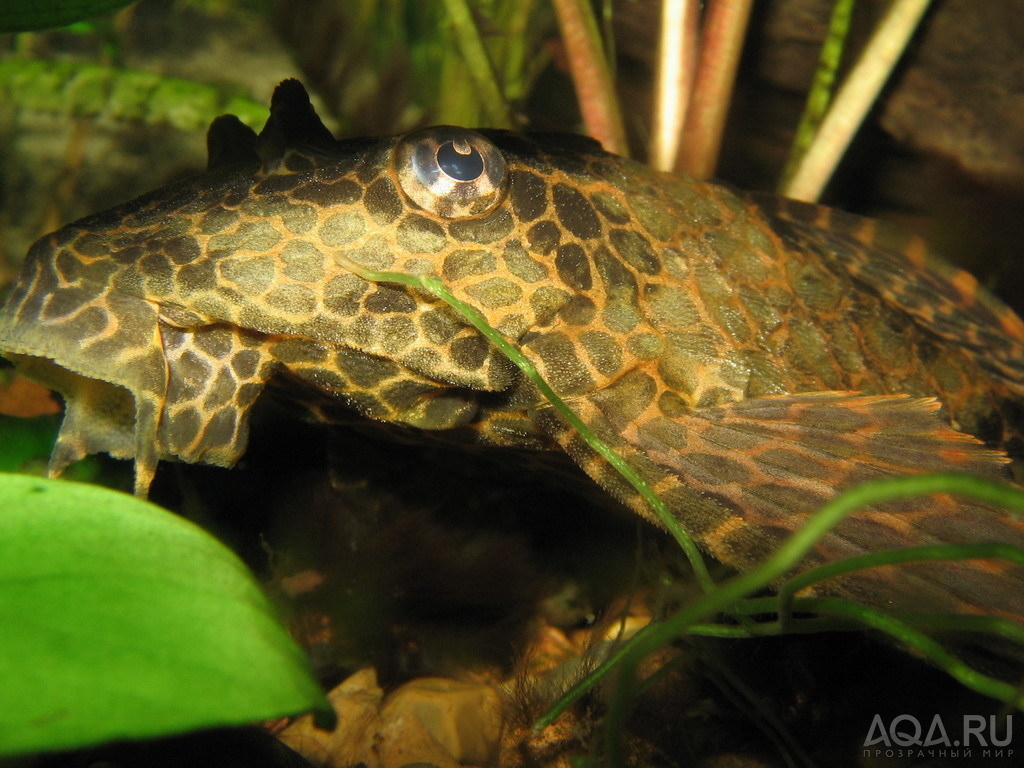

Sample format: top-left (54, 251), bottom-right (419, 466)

top-left (2, 80), bottom-right (1023, 624)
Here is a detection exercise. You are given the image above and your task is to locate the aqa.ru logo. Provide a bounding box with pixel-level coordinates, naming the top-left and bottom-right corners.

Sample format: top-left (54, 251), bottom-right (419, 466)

top-left (863, 714), bottom-right (1013, 750)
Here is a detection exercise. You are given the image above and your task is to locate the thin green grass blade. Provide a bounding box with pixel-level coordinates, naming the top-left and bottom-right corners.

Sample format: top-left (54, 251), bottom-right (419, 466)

top-left (328, 266), bottom-right (1024, 727)
top-left (708, 597), bottom-right (1024, 648)
top-left (778, 541), bottom-right (1024, 618)
top-left (330, 258), bottom-right (715, 594)
top-left (797, 597), bottom-right (1024, 710)
top-left (601, 590), bottom-right (1024, 762)
top-left (536, 472), bottom-right (1024, 726)
top-left (494, 0), bottom-right (553, 104)
top-left (327, 259), bottom-right (1024, 723)
top-left (0, 473), bottom-right (331, 757)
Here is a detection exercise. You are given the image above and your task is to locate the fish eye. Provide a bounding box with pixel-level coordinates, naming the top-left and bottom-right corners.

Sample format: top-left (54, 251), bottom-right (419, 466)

top-left (394, 127), bottom-right (507, 219)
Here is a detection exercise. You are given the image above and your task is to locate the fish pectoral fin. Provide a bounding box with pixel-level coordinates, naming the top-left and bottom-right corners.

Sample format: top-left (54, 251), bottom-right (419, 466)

top-left (158, 325), bottom-right (280, 468)
top-left (638, 391), bottom-right (1017, 558)
top-left (658, 391), bottom-right (1012, 498)
top-left (674, 392), bottom-right (1024, 623)
top-left (537, 391), bottom-right (1024, 621)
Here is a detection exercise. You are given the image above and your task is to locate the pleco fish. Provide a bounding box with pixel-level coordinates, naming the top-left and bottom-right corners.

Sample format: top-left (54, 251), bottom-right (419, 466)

top-left (2, 80), bottom-right (1023, 629)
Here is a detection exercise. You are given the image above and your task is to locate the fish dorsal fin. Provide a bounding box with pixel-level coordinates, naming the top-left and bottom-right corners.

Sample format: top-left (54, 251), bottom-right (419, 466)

top-left (535, 389), bottom-right (1024, 621)
top-left (257, 79), bottom-right (337, 167)
top-left (756, 195), bottom-right (1024, 390)
top-left (206, 114), bottom-right (259, 170)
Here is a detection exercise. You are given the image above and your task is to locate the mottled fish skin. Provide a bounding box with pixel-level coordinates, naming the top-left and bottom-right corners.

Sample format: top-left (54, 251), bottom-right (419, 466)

top-left (2, 79), bottom-right (1024, 627)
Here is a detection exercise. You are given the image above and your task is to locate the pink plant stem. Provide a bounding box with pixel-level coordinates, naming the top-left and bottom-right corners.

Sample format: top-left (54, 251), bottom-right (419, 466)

top-left (675, 0), bottom-right (754, 179)
top-left (551, 0), bottom-right (628, 155)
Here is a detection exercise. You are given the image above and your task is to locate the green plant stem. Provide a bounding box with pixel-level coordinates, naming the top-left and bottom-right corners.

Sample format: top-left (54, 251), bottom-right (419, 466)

top-left (550, 0), bottom-right (628, 155)
top-left (783, 0), bottom-right (934, 201)
top-left (418, 273), bottom-right (713, 590)
top-left (441, 0), bottom-right (513, 126)
top-left (778, 0), bottom-right (855, 192)
top-left (497, 0), bottom-right (536, 103)
top-left (329, 266), bottom-right (1024, 724)
top-left (582, 596), bottom-right (1024, 745)
top-left (734, 596), bottom-right (1024, 646)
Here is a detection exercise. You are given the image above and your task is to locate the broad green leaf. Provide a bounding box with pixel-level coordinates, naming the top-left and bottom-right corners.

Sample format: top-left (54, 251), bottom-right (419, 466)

top-left (0, 473), bottom-right (330, 757)
top-left (0, 0), bottom-right (137, 33)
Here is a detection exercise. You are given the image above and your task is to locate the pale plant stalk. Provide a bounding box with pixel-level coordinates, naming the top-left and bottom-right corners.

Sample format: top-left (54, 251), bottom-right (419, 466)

top-left (650, 0), bottom-right (698, 171)
top-left (783, 0), bottom-right (934, 201)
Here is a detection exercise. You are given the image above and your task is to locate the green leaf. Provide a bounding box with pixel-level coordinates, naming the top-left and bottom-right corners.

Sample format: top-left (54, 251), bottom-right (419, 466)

top-left (0, 473), bottom-right (330, 757)
top-left (0, 60), bottom-right (270, 132)
top-left (0, 0), bottom-right (137, 33)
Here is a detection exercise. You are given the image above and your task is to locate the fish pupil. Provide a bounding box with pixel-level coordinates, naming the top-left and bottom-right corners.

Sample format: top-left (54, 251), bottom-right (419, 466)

top-left (437, 139), bottom-right (484, 181)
